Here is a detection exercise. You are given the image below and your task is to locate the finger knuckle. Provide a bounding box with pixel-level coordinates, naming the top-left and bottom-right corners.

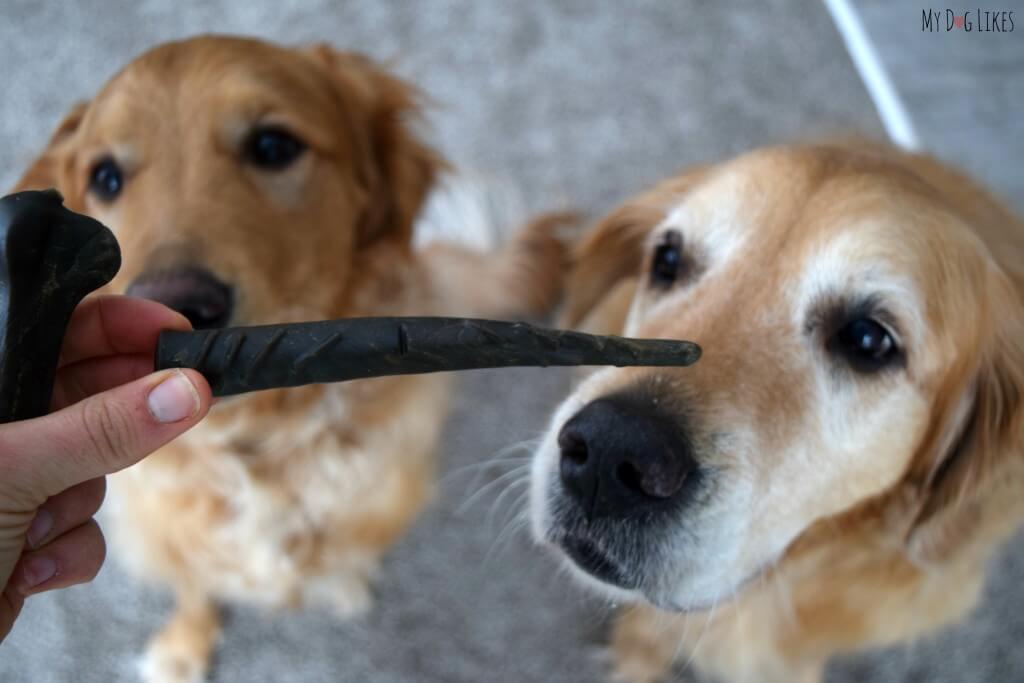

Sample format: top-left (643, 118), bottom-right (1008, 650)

top-left (79, 400), bottom-right (135, 472)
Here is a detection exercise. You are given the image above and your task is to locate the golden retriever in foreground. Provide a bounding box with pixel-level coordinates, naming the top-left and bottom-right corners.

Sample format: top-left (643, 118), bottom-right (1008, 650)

top-left (530, 142), bottom-right (1023, 682)
top-left (15, 35), bottom-right (565, 683)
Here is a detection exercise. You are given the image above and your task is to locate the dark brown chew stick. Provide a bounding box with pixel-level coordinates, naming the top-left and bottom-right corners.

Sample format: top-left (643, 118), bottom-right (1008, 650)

top-left (156, 317), bottom-right (701, 397)
top-left (0, 190), bottom-right (121, 423)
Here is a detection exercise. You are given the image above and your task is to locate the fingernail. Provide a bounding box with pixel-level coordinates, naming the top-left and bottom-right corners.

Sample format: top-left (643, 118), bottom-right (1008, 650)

top-left (22, 556), bottom-right (57, 591)
top-left (26, 509), bottom-right (53, 549)
top-left (147, 370), bottom-right (200, 423)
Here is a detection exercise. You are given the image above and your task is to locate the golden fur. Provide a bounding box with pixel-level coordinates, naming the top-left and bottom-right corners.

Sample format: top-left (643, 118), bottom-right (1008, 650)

top-left (532, 142), bottom-right (1024, 682)
top-left (15, 35), bottom-right (566, 683)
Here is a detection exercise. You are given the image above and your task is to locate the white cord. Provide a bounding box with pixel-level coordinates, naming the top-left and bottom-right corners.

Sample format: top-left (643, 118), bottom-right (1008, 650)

top-left (822, 0), bottom-right (921, 150)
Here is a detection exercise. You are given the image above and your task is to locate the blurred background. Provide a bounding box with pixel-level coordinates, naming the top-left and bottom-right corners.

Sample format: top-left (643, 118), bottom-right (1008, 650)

top-left (0, 1), bottom-right (1021, 681)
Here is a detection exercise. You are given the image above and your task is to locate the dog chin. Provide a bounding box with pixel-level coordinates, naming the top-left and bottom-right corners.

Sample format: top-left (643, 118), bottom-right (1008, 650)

top-left (556, 547), bottom-right (704, 613)
top-left (554, 532), bottom-right (770, 614)
top-left (565, 561), bottom-right (646, 604)
top-left (660, 558), bottom-right (773, 614)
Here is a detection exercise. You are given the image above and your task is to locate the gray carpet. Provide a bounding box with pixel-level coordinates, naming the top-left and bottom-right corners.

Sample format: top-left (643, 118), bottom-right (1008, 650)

top-left (0, 1), bottom-right (1020, 682)
top-left (853, 0), bottom-right (1024, 215)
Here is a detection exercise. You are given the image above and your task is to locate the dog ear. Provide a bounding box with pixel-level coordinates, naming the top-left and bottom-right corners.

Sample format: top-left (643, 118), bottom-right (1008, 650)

top-left (561, 168), bottom-right (708, 329)
top-left (560, 203), bottom-right (657, 330)
top-left (11, 101), bottom-right (89, 193)
top-left (304, 45), bottom-right (443, 247)
top-left (906, 274), bottom-right (1024, 564)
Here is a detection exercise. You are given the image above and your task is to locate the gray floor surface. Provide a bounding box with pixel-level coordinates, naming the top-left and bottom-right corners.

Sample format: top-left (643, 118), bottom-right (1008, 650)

top-left (0, 1), bottom-right (1020, 682)
top-left (854, 0), bottom-right (1024, 214)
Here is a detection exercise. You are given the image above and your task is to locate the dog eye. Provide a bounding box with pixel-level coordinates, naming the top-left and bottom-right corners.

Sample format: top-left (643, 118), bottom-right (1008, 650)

top-left (243, 126), bottom-right (306, 170)
top-left (88, 157), bottom-right (124, 201)
top-left (650, 230), bottom-right (684, 288)
top-left (828, 318), bottom-right (900, 373)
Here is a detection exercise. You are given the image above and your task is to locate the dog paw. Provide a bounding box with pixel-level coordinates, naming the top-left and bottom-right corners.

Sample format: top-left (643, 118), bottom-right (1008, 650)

top-left (325, 577), bottom-right (374, 619)
top-left (138, 645), bottom-right (207, 683)
top-left (610, 654), bottom-right (672, 683)
top-left (138, 604), bottom-right (218, 683)
top-left (302, 571), bottom-right (375, 619)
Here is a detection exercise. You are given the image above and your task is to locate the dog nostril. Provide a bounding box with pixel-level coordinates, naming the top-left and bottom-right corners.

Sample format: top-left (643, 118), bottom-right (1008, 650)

top-left (126, 268), bottom-right (234, 330)
top-left (615, 461), bottom-right (644, 495)
top-left (179, 302), bottom-right (230, 330)
top-left (558, 429), bottom-right (589, 466)
top-left (615, 459), bottom-right (689, 500)
top-left (556, 396), bottom-right (696, 519)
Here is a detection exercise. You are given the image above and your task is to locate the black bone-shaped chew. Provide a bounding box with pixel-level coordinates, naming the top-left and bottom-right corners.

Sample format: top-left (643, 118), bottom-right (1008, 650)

top-left (0, 189), bottom-right (700, 416)
top-left (155, 318), bottom-right (701, 397)
top-left (0, 190), bottom-right (121, 423)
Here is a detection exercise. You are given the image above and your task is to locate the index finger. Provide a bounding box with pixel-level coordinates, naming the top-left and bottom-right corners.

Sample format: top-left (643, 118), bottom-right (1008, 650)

top-left (59, 295), bottom-right (192, 368)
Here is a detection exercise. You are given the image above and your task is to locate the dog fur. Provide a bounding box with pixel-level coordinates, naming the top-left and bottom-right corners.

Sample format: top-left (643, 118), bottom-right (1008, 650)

top-left (15, 35), bottom-right (566, 683)
top-left (531, 142), bottom-right (1024, 682)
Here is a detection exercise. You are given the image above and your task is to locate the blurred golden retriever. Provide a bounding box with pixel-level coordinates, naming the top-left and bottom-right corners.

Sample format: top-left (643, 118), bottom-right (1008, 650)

top-left (15, 35), bottom-right (565, 683)
top-left (530, 142), bottom-right (1023, 682)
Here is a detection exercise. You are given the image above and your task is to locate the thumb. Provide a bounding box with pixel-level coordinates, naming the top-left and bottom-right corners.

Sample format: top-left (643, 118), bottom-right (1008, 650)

top-left (0, 369), bottom-right (211, 506)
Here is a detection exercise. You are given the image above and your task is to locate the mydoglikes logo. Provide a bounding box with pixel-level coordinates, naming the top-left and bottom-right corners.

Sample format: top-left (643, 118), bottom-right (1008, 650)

top-left (922, 9), bottom-right (1015, 31)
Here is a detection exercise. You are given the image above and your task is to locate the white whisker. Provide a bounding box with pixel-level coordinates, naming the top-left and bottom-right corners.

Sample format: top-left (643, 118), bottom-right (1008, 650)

top-left (484, 500), bottom-right (532, 564)
top-left (442, 434), bottom-right (543, 501)
top-left (485, 474), bottom-right (531, 531)
top-left (456, 463), bottom-right (532, 516)
top-left (683, 597), bottom-right (719, 675)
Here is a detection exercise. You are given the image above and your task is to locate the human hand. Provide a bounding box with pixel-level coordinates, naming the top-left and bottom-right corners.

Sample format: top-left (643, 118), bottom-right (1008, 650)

top-left (0, 295), bottom-right (213, 641)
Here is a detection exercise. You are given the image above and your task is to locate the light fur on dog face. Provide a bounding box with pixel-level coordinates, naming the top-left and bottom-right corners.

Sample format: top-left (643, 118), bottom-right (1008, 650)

top-left (532, 144), bottom-right (1021, 612)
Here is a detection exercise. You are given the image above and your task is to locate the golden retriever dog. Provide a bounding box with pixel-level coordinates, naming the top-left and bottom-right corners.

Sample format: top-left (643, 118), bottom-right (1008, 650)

top-left (14, 35), bottom-right (565, 683)
top-left (530, 142), bottom-right (1023, 683)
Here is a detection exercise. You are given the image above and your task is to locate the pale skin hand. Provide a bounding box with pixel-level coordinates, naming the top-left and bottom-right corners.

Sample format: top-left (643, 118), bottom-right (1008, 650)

top-left (0, 296), bottom-right (213, 642)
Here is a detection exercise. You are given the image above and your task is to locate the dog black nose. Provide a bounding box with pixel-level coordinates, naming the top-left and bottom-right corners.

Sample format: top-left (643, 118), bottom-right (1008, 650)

top-left (558, 396), bottom-right (696, 520)
top-left (126, 268), bottom-right (233, 330)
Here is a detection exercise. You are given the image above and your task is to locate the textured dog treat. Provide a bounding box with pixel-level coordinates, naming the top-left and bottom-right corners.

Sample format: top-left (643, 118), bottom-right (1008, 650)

top-left (156, 318), bottom-right (701, 397)
top-left (0, 190), bottom-right (121, 423)
top-left (0, 189), bottom-right (700, 412)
